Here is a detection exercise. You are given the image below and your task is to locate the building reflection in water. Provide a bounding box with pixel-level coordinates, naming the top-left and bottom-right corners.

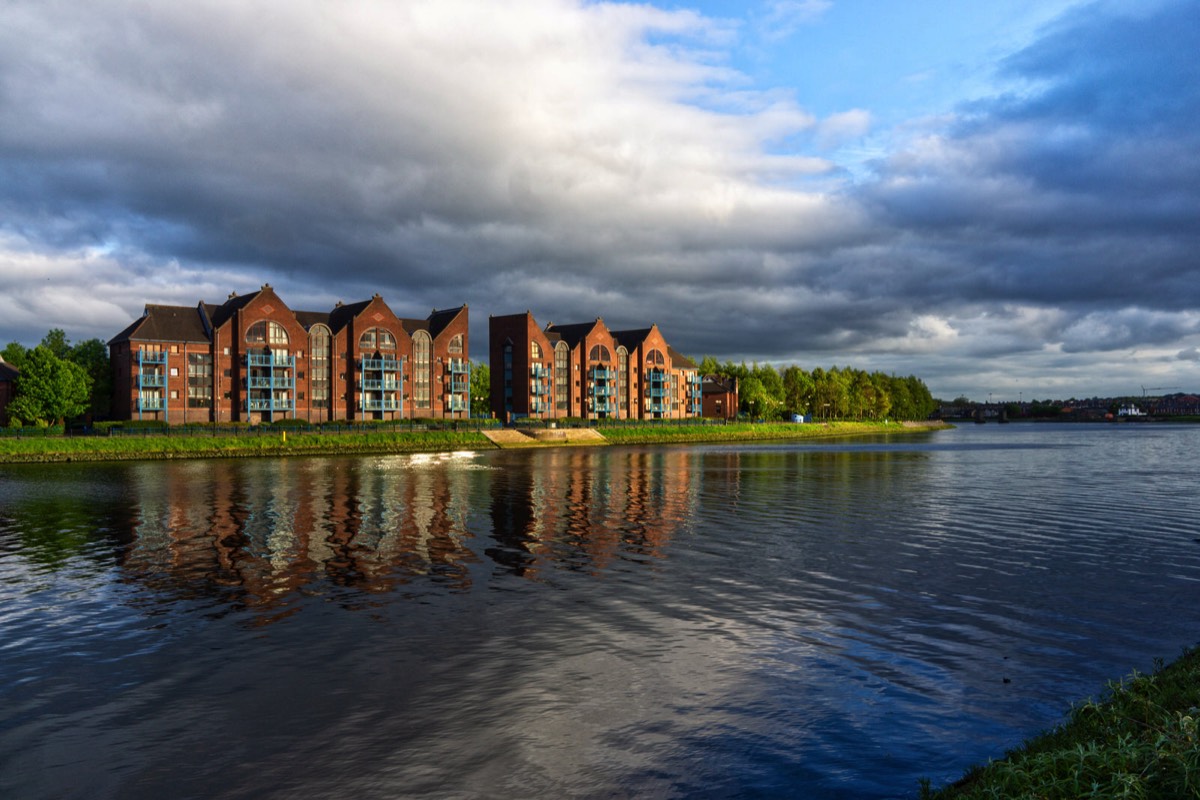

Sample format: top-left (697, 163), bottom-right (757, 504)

top-left (114, 448), bottom-right (700, 619)
top-left (487, 448), bottom-right (698, 581)
top-left (119, 454), bottom-right (485, 618)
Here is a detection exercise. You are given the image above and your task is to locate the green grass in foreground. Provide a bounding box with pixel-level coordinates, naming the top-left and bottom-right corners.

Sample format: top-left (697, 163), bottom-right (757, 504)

top-left (922, 645), bottom-right (1200, 799)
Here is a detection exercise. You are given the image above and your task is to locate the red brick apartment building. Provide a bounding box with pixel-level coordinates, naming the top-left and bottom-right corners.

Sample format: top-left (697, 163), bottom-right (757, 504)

top-left (488, 311), bottom-right (705, 421)
top-left (109, 284), bottom-right (469, 424)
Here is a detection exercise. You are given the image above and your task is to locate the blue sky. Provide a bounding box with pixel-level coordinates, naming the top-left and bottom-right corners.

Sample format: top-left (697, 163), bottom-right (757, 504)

top-left (0, 0), bottom-right (1197, 401)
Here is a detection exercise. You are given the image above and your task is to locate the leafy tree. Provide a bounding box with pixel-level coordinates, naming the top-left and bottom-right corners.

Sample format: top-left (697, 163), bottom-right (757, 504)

top-left (469, 360), bottom-right (491, 417)
top-left (40, 328), bottom-right (72, 360)
top-left (782, 365), bottom-right (814, 415)
top-left (698, 355), bottom-right (721, 376)
top-left (69, 338), bottom-right (111, 417)
top-left (1, 341), bottom-right (27, 369)
top-left (752, 363), bottom-right (785, 419)
top-left (7, 345), bottom-right (92, 426)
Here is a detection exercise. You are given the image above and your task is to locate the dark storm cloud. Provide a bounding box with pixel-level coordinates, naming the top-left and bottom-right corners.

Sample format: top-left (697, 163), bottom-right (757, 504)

top-left (1, 0), bottom-right (1198, 398)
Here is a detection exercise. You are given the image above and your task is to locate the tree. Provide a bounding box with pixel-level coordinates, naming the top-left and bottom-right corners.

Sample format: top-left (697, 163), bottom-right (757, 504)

top-left (40, 328), bottom-right (72, 360)
top-left (69, 338), bottom-right (111, 417)
top-left (782, 365), bottom-right (814, 415)
top-left (1, 341), bottom-right (28, 369)
top-left (469, 360), bottom-right (491, 417)
top-left (7, 345), bottom-right (92, 426)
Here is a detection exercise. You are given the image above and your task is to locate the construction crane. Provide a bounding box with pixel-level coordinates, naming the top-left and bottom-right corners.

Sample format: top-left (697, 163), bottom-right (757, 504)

top-left (1142, 385), bottom-right (1178, 397)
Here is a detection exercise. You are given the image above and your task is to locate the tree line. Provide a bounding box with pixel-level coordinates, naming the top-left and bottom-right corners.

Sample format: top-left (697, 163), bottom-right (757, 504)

top-left (698, 357), bottom-right (937, 421)
top-left (3, 330), bottom-right (110, 427)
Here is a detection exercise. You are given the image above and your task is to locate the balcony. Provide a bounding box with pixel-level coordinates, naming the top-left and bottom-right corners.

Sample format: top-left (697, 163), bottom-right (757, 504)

top-left (589, 366), bottom-right (615, 381)
top-left (448, 379), bottom-right (469, 393)
top-left (445, 397), bottom-right (468, 412)
top-left (248, 398), bottom-right (294, 411)
top-left (137, 350), bottom-right (168, 365)
top-left (139, 373), bottom-right (166, 387)
top-left (137, 396), bottom-right (164, 411)
top-left (247, 353), bottom-right (295, 368)
top-left (591, 384), bottom-right (614, 398)
top-left (363, 398), bottom-right (401, 411)
top-left (362, 378), bottom-right (402, 391)
top-left (530, 364), bottom-right (549, 379)
top-left (448, 359), bottom-right (470, 374)
top-left (360, 357), bottom-right (400, 371)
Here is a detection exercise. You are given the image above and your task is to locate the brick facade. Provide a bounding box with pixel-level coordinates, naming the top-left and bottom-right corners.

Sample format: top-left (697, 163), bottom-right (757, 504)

top-left (0, 356), bottom-right (16, 425)
top-left (489, 311), bottom-right (703, 422)
top-left (109, 284), bottom-right (469, 424)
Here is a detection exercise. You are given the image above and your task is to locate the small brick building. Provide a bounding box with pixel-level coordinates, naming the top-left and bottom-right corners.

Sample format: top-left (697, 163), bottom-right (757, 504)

top-left (0, 356), bottom-right (17, 426)
top-left (488, 311), bottom-right (704, 422)
top-left (109, 284), bottom-right (469, 424)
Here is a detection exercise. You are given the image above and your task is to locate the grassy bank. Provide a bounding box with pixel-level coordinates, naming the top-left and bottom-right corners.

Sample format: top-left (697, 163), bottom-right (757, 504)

top-left (597, 419), bottom-right (949, 445)
top-left (0, 420), bottom-right (951, 463)
top-left (0, 429), bottom-right (494, 463)
top-left (922, 645), bottom-right (1200, 799)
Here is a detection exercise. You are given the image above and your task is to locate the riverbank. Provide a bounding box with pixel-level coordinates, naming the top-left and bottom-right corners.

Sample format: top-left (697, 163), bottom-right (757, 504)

top-left (922, 645), bottom-right (1200, 798)
top-left (0, 420), bottom-right (951, 463)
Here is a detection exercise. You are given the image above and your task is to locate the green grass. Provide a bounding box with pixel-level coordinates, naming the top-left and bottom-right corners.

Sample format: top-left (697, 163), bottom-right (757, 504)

top-left (0, 429), bottom-right (494, 462)
top-left (597, 420), bottom-right (948, 445)
top-left (923, 646), bottom-right (1200, 799)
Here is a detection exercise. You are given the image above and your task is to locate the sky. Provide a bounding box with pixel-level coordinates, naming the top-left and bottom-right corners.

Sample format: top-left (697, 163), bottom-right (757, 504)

top-left (1, 0), bottom-right (1197, 402)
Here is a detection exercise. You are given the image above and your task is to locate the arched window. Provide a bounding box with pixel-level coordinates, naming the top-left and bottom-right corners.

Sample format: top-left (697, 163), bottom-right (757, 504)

top-left (448, 334), bottom-right (463, 354)
top-left (531, 341), bottom-right (542, 359)
top-left (588, 344), bottom-right (611, 362)
top-left (360, 328), bottom-right (395, 350)
top-left (647, 348), bottom-right (665, 366)
top-left (247, 320), bottom-right (289, 346)
top-left (554, 341), bottom-right (569, 410)
top-left (413, 331), bottom-right (432, 409)
top-left (309, 325), bottom-right (332, 410)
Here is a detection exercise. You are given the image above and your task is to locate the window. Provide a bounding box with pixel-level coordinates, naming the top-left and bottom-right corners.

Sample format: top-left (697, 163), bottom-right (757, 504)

top-left (360, 328), bottom-right (395, 351)
top-left (448, 334), bottom-right (463, 355)
top-left (413, 331), bottom-right (432, 409)
top-left (554, 341), bottom-right (569, 410)
top-left (247, 320), bottom-right (289, 346)
top-left (647, 348), bottom-right (665, 366)
top-left (309, 325), bottom-right (332, 410)
top-left (187, 353), bottom-right (213, 409)
top-left (617, 347), bottom-right (628, 412)
top-left (588, 344), bottom-right (611, 362)
top-left (531, 341), bottom-right (542, 359)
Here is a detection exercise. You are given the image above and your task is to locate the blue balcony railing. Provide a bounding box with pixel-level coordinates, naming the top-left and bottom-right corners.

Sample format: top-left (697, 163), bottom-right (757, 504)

top-left (247, 353), bottom-right (294, 368)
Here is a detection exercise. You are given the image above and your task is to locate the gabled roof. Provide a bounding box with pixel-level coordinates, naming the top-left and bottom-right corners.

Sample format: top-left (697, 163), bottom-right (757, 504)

top-left (610, 328), bottom-right (653, 350)
top-left (544, 320), bottom-right (600, 348)
top-left (108, 304), bottom-right (210, 345)
top-left (294, 310), bottom-right (331, 330)
top-left (667, 346), bottom-right (697, 370)
top-left (328, 299), bottom-right (372, 333)
top-left (203, 289), bottom-right (264, 330)
top-left (428, 306), bottom-right (465, 339)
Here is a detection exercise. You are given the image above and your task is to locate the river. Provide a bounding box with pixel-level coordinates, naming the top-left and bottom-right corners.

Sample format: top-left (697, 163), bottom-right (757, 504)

top-left (2, 423), bottom-right (1198, 798)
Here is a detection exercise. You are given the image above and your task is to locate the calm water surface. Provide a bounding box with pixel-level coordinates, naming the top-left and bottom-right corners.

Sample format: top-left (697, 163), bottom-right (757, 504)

top-left (2, 423), bottom-right (1198, 798)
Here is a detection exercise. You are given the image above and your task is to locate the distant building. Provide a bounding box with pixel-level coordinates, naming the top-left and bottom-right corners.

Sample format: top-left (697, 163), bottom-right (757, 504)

top-left (702, 374), bottom-right (739, 420)
top-left (488, 311), bottom-right (703, 421)
top-left (109, 284), bottom-right (469, 424)
top-left (0, 355), bottom-right (17, 425)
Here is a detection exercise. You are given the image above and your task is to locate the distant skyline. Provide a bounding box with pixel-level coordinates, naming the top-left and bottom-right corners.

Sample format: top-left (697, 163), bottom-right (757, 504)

top-left (1, 0), bottom-right (1197, 402)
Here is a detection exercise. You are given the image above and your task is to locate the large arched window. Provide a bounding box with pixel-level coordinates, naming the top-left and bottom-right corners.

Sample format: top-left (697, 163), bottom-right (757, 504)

top-left (309, 325), bottom-right (332, 410)
top-left (413, 330), bottom-right (432, 409)
top-left (588, 344), bottom-right (611, 362)
top-left (448, 334), bottom-right (463, 354)
top-left (531, 341), bottom-right (542, 360)
top-left (647, 348), bottom-right (665, 366)
top-left (554, 341), bottom-right (569, 411)
top-left (359, 328), bottom-right (395, 351)
top-left (247, 320), bottom-right (289, 347)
